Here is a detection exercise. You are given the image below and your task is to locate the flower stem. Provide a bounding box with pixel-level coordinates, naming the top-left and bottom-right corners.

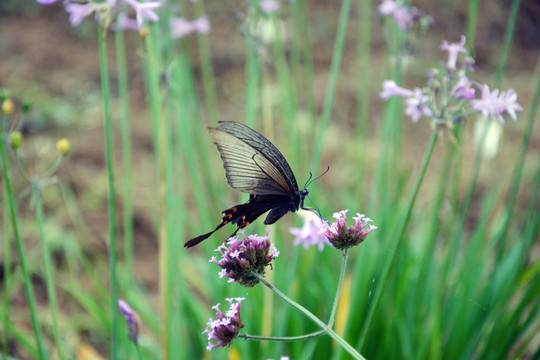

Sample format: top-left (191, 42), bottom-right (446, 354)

top-left (0, 121), bottom-right (47, 359)
top-left (33, 185), bottom-right (66, 360)
top-left (357, 130), bottom-right (438, 349)
top-left (328, 248), bottom-right (349, 328)
top-left (239, 330), bottom-right (325, 342)
top-left (114, 29), bottom-right (134, 278)
top-left (2, 182), bottom-right (11, 359)
top-left (98, 26), bottom-right (118, 360)
top-left (310, 0), bottom-right (352, 172)
top-left (254, 273), bottom-right (365, 360)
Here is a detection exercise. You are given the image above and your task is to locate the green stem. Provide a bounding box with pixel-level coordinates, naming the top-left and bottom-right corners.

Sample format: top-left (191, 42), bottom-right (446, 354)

top-left (495, 27), bottom-right (538, 250)
top-left (193, 1), bottom-right (218, 125)
top-left (240, 330), bottom-right (325, 342)
top-left (245, 31), bottom-right (260, 129)
top-left (98, 26), bottom-right (118, 360)
top-left (328, 248), bottom-right (348, 328)
top-left (446, 119), bottom-right (489, 267)
top-left (114, 29), bottom-right (134, 277)
top-left (310, 0), bottom-right (351, 172)
top-left (357, 131), bottom-right (438, 349)
top-left (353, 0), bottom-right (373, 201)
top-left (0, 126), bottom-right (47, 359)
top-left (255, 274), bottom-right (365, 360)
top-left (465, 0), bottom-right (479, 53)
top-left (494, 0), bottom-right (521, 88)
top-left (33, 185), bottom-right (65, 360)
top-left (2, 174), bottom-right (11, 358)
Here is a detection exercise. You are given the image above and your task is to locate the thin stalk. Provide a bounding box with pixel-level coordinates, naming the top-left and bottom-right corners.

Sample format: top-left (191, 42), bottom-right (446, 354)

top-left (310, 0), bottom-right (352, 172)
top-left (143, 25), bottom-right (171, 358)
top-left (447, 120), bottom-right (489, 265)
top-left (98, 26), bottom-right (119, 360)
top-left (2, 176), bottom-right (11, 358)
top-left (245, 39), bottom-right (260, 129)
top-left (357, 131), bottom-right (438, 349)
top-left (465, 0), bottom-right (479, 54)
top-left (240, 330), bottom-right (325, 342)
top-left (0, 126), bottom-right (47, 360)
top-left (353, 0), bottom-right (373, 201)
top-left (115, 29), bottom-right (134, 277)
top-left (328, 248), bottom-right (349, 328)
top-left (495, 52), bottom-right (540, 248)
top-left (255, 274), bottom-right (366, 360)
top-left (494, 0), bottom-right (521, 88)
top-left (33, 186), bottom-right (65, 360)
top-left (193, 0), bottom-right (218, 124)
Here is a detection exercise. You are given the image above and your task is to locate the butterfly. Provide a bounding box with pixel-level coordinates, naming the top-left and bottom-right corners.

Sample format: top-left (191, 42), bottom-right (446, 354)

top-left (184, 121), bottom-right (316, 248)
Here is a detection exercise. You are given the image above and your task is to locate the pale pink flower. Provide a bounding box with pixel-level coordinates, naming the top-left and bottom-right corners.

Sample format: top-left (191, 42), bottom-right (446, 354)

top-left (289, 212), bottom-right (329, 251)
top-left (471, 84), bottom-right (523, 122)
top-left (379, 80), bottom-right (414, 100)
top-left (440, 35), bottom-right (468, 70)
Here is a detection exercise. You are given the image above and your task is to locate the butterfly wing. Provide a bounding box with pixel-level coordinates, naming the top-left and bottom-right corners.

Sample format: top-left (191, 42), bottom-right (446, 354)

top-left (184, 194), bottom-right (293, 248)
top-left (209, 121), bottom-right (299, 196)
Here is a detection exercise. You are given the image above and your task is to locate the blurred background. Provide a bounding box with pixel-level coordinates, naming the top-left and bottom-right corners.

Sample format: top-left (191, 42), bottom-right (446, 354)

top-left (1, 0), bottom-right (539, 359)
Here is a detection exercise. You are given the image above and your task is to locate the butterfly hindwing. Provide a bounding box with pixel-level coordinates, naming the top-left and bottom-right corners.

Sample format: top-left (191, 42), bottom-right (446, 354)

top-left (184, 194), bottom-right (295, 248)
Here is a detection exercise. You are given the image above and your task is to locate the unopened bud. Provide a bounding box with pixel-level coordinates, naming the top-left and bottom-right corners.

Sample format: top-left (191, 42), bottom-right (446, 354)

top-left (10, 131), bottom-right (22, 151)
top-left (56, 138), bottom-right (70, 156)
top-left (139, 26), bottom-right (150, 40)
top-left (2, 99), bottom-right (15, 115)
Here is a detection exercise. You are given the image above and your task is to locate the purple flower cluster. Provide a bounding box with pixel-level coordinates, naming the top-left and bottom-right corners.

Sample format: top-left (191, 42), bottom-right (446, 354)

top-left (210, 230), bottom-right (280, 287)
top-left (203, 297), bottom-right (246, 351)
top-left (37, 0), bottom-right (161, 29)
top-left (321, 210), bottom-right (377, 250)
top-left (379, 35), bottom-right (522, 125)
top-left (378, 0), bottom-right (426, 31)
top-left (289, 210), bottom-right (377, 251)
top-left (118, 299), bottom-right (139, 344)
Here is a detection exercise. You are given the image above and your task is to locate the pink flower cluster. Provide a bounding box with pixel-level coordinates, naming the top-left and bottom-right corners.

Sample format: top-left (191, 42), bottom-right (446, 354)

top-left (203, 297), bottom-right (246, 351)
top-left (321, 210), bottom-right (377, 250)
top-left (290, 210), bottom-right (377, 251)
top-left (378, 0), bottom-right (423, 31)
top-left (210, 230), bottom-right (279, 287)
top-left (37, 0), bottom-right (161, 28)
top-left (379, 35), bottom-right (522, 124)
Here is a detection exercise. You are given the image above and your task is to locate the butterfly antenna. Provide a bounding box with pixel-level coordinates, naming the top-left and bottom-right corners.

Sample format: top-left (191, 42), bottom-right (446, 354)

top-left (304, 166), bottom-right (330, 189)
top-left (303, 172), bottom-right (314, 189)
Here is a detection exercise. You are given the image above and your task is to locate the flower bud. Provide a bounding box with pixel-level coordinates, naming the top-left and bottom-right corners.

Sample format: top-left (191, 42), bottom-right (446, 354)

top-left (118, 299), bottom-right (139, 344)
top-left (2, 99), bottom-right (14, 115)
top-left (10, 131), bottom-right (22, 151)
top-left (139, 26), bottom-right (150, 40)
top-left (56, 139), bottom-right (70, 156)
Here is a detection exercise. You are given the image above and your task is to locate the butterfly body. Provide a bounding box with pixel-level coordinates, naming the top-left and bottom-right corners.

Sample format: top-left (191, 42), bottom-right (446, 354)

top-left (184, 121), bottom-right (309, 248)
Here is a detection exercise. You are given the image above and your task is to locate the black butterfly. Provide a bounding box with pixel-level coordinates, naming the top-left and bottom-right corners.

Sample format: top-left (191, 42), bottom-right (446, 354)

top-left (184, 121), bottom-right (312, 248)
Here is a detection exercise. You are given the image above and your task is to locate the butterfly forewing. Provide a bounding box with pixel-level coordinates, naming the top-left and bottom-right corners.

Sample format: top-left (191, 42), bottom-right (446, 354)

top-left (210, 121), bottom-right (299, 196)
